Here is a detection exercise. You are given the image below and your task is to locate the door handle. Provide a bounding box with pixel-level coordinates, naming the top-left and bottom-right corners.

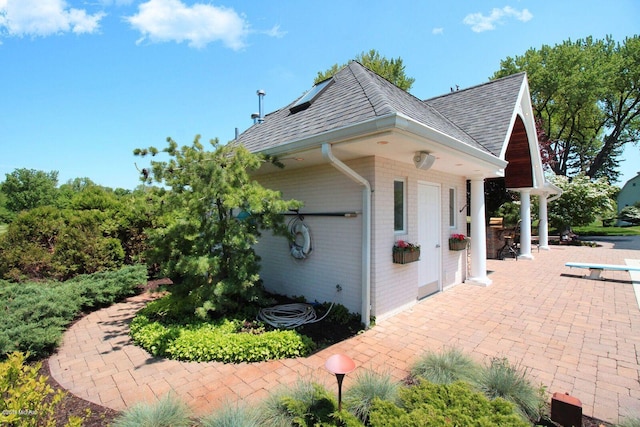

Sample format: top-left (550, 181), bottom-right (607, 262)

top-left (435, 244), bottom-right (441, 248)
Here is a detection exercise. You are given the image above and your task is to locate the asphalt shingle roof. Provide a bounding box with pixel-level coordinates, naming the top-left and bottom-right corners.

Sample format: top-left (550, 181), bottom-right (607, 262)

top-left (425, 72), bottom-right (527, 157)
top-left (236, 62), bottom-right (526, 159)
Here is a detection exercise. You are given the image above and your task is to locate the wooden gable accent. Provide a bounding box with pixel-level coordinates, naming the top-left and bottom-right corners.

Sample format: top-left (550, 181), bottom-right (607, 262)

top-left (504, 115), bottom-right (533, 188)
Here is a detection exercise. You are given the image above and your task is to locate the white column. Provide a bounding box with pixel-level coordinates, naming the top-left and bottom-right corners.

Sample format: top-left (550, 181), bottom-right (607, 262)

top-left (466, 177), bottom-right (492, 286)
top-left (538, 193), bottom-right (550, 250)
top-left (518, 189), bottom-right (534, 260)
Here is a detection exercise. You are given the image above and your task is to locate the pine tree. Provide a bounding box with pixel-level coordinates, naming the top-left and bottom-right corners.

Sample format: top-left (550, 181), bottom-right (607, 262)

top-left (134, 136), bottom-right (301, 318)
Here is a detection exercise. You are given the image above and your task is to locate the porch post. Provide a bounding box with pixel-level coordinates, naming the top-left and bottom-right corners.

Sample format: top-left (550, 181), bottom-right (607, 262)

top-left (538, 193), bottom-right (550, 250)
top-left (518, 189), bottom-right (533, 260)
top-left (466, 177), bottom-right (492, 286)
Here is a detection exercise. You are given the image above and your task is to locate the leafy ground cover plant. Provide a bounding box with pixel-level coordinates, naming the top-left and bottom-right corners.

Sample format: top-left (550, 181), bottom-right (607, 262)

top-left (129, 307), bottom-right (315, 363)
top-left (368, 380), bottom-right (530, 427)
top-left (409, 347), bottom-right (482, 385)
top-left (0, 264), bottom-right (146, 360)
top-left (129, 291), bottom-right (364, 363)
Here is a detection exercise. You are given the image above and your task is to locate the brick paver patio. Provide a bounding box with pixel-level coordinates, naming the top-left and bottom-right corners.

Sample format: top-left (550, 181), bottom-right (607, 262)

top-left (48, 240), bottom-right (640, 423)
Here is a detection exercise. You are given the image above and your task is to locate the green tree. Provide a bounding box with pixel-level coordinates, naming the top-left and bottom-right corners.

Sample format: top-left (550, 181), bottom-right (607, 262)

top-left (493, 35), bottom-right (640, 182)
top-left (315, 49), bottom-right (415, 91)
top-left (55, 177), bottom-right (98, 209)
top-left (1, 168), bottom-right (59, 213)
top-left (134, 136), bottom-right (302, 318)
top-left (619, 204), bottom-right (640, 225)
top-left (0, 191), bottom-right (13, 224)
top-left (547, 174), bottom-right (616, 231)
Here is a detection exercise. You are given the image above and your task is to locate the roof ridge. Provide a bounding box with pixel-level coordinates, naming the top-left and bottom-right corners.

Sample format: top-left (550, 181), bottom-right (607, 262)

top-left (424, 71), bottom-right (526, 102)
top-left (346, 61), bottom-right (395, 116)
top-left (348, 61), bottom-right (490, 153)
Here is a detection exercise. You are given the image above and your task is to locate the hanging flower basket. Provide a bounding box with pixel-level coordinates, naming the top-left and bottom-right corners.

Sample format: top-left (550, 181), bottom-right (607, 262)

top-left (449, 234), bottom-right (469, 251)
top-left (393, 240), bottom-right (420, 264)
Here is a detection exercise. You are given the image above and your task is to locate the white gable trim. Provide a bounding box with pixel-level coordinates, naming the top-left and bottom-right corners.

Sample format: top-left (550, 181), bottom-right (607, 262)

top-left (501, 76), bottom-right (548, 192)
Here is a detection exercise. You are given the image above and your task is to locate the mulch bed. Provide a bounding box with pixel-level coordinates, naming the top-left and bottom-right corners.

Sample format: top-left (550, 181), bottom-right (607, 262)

top-left (41, 360), bottom-right (121, 427)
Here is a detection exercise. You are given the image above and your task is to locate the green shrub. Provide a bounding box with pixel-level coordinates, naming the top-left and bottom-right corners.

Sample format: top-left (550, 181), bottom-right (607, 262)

top-left (200, 400), bottom-right (261, 427)
top-left (368, 380), bottom-right (530, 427)
top-left (343, 369), bottom-right (399, 424)
top-left (258, 379), bottom-right (361, 427)
top-left (67, 264), bottom-right (146, 309)
top-left (111, 393), bottom-right (191, 427)
top-left (129, 311), bottom-right (315, 363)
top-left (0, 351), bottom-right (82, 427)
top-left (0, 265), bottom-right (146, 360)
top-left (0, 186), bottom-right (153, 282)
top-left (619, 206), bottom-right (640, 225)
top-left (319, 301), bottom-right (362, 326)
top-left (0, 280), bottom-right (83, 359)
top-left (618, 417), bottom-right (640, 427)
top-left (476, 357), bottom-right (544, 422)
top-left (410, 347), bottom-right (482, 385)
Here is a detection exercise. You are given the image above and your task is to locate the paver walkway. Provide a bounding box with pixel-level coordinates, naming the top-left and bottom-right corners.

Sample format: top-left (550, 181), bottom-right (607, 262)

top-left (48, 241), bottom-right (640, 423)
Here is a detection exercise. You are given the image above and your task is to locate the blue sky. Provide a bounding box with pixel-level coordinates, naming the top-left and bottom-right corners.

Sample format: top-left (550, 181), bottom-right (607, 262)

top-left (1, 0), bottom-right (638, 190)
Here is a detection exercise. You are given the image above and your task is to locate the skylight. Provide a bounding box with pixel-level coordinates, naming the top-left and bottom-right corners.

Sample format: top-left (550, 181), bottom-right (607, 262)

top-left (289, 77), bottom-right (334, 113)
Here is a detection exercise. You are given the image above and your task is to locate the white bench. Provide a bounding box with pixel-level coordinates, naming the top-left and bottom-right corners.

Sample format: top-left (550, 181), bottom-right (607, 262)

top-left (565, 262), bottom-right (640, 280)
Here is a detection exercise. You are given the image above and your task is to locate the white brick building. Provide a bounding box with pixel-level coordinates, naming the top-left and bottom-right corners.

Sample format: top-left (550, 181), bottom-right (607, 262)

top-left (236, 62), bottom-right (560, 325)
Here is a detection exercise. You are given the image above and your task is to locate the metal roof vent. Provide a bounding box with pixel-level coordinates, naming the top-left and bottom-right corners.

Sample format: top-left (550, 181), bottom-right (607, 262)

top-left (251, 90), bottom-right (266, 124)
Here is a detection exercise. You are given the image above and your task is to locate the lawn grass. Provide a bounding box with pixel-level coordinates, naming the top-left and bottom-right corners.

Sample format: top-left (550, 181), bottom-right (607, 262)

top-left (572, 224), bottom-right (640, 236)
top-left (0, 223), bottom-right (6, 235)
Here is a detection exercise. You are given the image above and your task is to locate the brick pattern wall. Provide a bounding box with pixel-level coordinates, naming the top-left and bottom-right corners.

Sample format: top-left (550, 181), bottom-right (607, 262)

top-left (254, 160), bottom-right (371, 315)
top-left (371, 157), bottom-right (468, 320)
top-left (254, 156), bottom-right (469, 320)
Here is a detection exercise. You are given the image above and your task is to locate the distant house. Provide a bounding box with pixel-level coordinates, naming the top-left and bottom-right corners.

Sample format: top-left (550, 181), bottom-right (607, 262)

top-left (617, 172), bottom-right (640, 225)
top-left (235, 62), bottom-right (560, 326)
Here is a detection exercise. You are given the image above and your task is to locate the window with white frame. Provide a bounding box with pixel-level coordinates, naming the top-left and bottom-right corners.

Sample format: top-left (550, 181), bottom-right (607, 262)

top-left (449, 188), bottom-right (456, 228)
top-left (394, 179), bottom-right (406, 233)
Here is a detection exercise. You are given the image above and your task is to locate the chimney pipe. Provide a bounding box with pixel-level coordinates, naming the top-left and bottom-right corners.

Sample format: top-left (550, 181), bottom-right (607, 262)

top-left (257, 89), bottom-right (265, 123)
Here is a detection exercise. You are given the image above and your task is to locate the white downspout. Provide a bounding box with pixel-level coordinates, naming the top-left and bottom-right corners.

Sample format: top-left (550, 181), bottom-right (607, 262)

top-left (322, 143), bottom-right (371, 328)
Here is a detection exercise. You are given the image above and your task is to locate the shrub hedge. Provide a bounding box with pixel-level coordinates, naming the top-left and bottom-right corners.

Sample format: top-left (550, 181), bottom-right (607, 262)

top-left (368, 380), bottom-right (530, 427)
top-left (0, 264), bottom-right (147, 360)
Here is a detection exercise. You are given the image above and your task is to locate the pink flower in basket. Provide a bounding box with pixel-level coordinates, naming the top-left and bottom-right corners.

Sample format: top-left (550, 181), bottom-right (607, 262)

top-left (393, 240), bottom-right (420, 251)
top-left (450, 234), bottom-right (467, 241)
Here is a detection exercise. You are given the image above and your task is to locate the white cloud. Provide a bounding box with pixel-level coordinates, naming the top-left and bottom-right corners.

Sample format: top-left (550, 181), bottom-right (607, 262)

top-left (0, 0), bottom-right (104, 38)
top-left (463, 6), bottom-right (533, 33)
top-left (264, 24), bottom-right (286, 38)
top-left (96, 0), bottom-right (134, 5)
top-left (432, 27), bottom-right (444, 35)
top-left (126, 0), bottom-right (250, 50)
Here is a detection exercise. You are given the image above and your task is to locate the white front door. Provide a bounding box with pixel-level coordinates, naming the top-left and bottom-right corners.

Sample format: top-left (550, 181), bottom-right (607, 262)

top-left (417, 181), bottom-right (441, 299)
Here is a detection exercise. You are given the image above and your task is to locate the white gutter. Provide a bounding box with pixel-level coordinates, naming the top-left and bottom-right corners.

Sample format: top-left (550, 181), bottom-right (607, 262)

top-left (262, 112), bottom-right (507, 176)
top-left (321, 143), bottom-right (371, 328)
